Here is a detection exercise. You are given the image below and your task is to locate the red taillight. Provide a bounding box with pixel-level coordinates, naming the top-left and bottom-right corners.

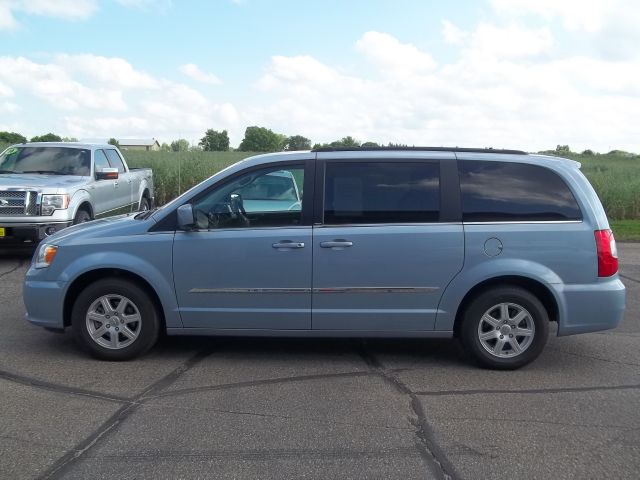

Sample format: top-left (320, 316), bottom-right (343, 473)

top-left (594, 229), bottom-right (618, 277)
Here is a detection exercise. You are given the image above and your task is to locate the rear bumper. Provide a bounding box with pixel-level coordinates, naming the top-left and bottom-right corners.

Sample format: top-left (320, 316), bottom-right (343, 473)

top-left (556, 277), bottom-right (626, 336)
top-left (0, 221), bottom-right (73, 244)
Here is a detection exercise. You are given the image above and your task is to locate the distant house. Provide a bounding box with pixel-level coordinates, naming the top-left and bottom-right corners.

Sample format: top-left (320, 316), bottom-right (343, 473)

top-left (118, 139), bottom-right (161, 152)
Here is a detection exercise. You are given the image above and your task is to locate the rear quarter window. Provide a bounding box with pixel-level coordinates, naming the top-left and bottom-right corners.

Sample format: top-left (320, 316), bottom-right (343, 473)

top-left (459, 160), bottom-right (582, 222)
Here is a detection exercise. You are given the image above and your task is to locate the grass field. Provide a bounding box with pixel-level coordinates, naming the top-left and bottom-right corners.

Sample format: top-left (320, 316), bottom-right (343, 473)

top-left (1, 143), bottom-right (639, 239)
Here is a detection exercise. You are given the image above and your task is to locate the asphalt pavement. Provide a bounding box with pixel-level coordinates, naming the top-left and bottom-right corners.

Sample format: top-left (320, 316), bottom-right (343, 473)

top-left (0, 244), bottom-right (638, 479)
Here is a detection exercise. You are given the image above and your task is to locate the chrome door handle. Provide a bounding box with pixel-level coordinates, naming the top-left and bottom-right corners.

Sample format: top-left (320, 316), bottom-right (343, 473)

top-left (320, 240), bottom-right (353, 248)
top-left (272, 241), bottom-right (305, 249)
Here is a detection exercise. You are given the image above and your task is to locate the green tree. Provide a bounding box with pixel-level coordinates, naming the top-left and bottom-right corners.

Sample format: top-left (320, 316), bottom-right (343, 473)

top-left (581, 149), bottom-right (595, 156)
top-left (160, 142), bottom-right (171, 152)
top-left (555, 145), bottom-right (571, 155)
top-left (0, 131), bottom-right (27, 144)
top-left (329, 136), bottom-right (361, 148)
top-left (62, 136), bottom-right (78, 142)
top-left (284, 135), bottom-right (312, 151)
top-left (361, 141), bottom-right (380, 148)
top-left (171, 138), bottom-right (190, 152)
top-left (199, 129), bottom-right (230, 151)
top-left (238, 126), bottom-right (282, 152)
top-left (108, 138), bottom-right (120, 148)
top-left (30, 133), bottom-right (62, 142)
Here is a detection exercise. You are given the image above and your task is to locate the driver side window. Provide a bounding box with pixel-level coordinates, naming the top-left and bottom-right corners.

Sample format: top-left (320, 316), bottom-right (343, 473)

top-left (192, 165), bottom-right (304, 229)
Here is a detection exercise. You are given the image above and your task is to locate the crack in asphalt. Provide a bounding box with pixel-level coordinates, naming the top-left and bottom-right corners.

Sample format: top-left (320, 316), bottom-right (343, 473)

top-left (0, 259), bottom-right (25, 279)
top-left (140, 401), bottom-right (415, 433)
top-left (414, 383), bottom-right (640, 397)
top-left (356, 341), bottom-right (461, 480)
top-left (147, 369), bottom-right (374, 399)
top-left (547, 347), bottom-right (640, 367)
top-left (422, 414), bottom-right (639, 431)
top-left (0, 369), bottom-right (129, 404)
top-left (90, 447), bottom-right (421, 462)
top-left (37, 349), bottom-right (214, 480)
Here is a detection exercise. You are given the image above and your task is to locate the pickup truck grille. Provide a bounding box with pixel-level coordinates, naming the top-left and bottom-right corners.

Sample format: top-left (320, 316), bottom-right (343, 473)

top-left (0, 191), bottom-right (38, 216)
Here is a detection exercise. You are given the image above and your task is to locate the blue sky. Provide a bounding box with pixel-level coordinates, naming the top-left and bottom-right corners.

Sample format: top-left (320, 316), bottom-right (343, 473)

top-left (0, 0), bottom-right (639, 151)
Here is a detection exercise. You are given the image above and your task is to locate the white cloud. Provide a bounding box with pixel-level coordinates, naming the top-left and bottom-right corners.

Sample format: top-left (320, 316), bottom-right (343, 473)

top-left (55, 54), bottom-right (159, 89)
top-left (0, 101), bottom-right (19, 114)
top-left (0, 80), bottom-right (14, 97)
top-left (19, 0), bottom-right (98, 20)
top-left (249, 30), bottom-right (640, 152)
top-left (179, 63), bottom-right (222, 85)
top-left (356, 31), bottom-right (437, 77)
top-left (0, 0), bottom-right (98, 30)
top-left (0, 2), bottom-right (19, 30)
top-left (115, 0), bottom-right (173, 12)
top-left (442, 21), bottom-right (468, 45)
top-left (0, 56), bottom-right (127, 111)
top-left (463, 23), bottom-right (554, 59)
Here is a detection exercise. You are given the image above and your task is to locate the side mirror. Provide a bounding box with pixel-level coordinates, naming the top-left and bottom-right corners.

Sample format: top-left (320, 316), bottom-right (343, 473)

top-left (177, 204), bottom-right (195, 230)
top-left (96, 167), bottom-right (119, 180)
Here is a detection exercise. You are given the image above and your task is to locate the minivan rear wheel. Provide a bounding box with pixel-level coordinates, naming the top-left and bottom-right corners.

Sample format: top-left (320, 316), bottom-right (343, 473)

top-left (71, 278), bottom-right (160, 360)
top-left (460, 286), bottom-right (549, 369)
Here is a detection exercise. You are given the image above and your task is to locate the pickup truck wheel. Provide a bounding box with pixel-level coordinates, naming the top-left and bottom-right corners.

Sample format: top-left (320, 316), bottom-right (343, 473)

top-left (71, 278), bottom-right (160, 360)
top-left (460, 286), bottom-right (549, 370)
top-left (139, 197), bottom-right (150, 212)
top-left (73, 209), bottom-right (91, 224)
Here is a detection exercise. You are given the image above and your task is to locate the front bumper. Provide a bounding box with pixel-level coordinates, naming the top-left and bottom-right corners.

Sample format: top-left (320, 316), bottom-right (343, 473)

top-left (24, 274), bottom-right (67, 329)
top-left (0, 221), bottom-right (73, 244)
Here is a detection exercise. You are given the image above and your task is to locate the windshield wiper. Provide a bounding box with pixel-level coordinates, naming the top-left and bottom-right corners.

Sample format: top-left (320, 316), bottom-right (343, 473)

top-left (22, 170), bottom-right (66, 175)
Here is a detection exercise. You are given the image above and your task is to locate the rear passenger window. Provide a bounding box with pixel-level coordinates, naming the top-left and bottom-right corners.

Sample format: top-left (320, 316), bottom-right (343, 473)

top-left (459, 161), bottom-right (582, 222)
top-left (324, 162), bottom-right (440, 224)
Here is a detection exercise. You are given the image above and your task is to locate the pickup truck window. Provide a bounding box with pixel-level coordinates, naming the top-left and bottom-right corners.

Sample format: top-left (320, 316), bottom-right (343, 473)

top-left (105, 149), bottom-right (126, 173)
top-left (94, 150), bottom-right (111, 172)
top-left (0, 146), bottom-right (91, 176)
top-left (192, 166), bottom-right (304, 229)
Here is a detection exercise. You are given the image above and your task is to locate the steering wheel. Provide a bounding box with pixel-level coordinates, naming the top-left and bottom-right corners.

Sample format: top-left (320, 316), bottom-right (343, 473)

top-left (230, 193), bottom-right (250, 226)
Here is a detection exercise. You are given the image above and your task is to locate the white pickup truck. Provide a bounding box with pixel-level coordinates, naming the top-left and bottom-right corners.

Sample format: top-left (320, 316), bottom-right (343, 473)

top-left (0, 142), bottom-right (153, 245)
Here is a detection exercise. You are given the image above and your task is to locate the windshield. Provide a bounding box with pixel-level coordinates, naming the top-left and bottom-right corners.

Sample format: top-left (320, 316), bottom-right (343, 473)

top-left (0, 146), bottom-right (91, 175)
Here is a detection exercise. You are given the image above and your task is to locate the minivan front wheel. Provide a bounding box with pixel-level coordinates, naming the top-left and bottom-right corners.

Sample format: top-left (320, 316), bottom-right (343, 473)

top-left (72, 278), bottom-right (160, 360)
top-left (460, 286), bottom-right (549, 369)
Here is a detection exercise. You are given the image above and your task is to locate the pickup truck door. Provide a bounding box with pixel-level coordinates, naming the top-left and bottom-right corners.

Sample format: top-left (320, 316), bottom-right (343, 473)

top-left (105, 149), bottom-right (134, 213)
top-left (92, 149), bottom-right (118, 215)
top-left (173, 161), bottom-right (314, 330)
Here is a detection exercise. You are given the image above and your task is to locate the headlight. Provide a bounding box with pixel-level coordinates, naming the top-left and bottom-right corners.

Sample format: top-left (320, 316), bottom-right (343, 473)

top-left (41, 194), bottom-right (69, 216)
top-left (35, 244), bottom-right (58, 269)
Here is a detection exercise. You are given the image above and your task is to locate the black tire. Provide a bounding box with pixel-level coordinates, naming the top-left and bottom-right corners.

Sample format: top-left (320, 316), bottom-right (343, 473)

top-left (71, 278), bottom-right (160, 361)
top-left (139, 196), bottom-right (150, 212)
top-left (73, 208), bottom-right (91, 225)
top-left (460, 286), bottom-right (549, 370)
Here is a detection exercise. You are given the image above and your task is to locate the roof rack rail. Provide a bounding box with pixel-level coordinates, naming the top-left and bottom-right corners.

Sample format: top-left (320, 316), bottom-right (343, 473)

top-left (312, 146), bottom-right (528, 155)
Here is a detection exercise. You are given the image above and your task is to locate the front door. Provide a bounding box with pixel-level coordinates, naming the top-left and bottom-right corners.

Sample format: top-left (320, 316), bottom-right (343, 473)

top-left (105, 149), bottom-right (134, 212)
top-left (173, 161), bottom-right (314, 329)
top-left (312, 157), bottom-right (464, 331)
top-left (92, 149), bottom-right (119, 215)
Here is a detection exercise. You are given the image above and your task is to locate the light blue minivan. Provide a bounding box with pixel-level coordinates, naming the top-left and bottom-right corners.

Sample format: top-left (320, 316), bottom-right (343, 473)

top-left (23, 147), bottom-right (626, 369)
